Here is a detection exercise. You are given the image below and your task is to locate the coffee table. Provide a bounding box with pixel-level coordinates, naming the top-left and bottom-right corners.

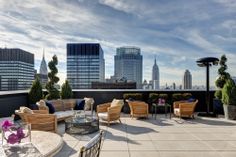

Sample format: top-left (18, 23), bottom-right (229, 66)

top-left (0, 131), bottom-right (63, 157)
top-left (65, 115), bottom-right (99, 135)
top-left (152, 103), bottom-right (172, 119)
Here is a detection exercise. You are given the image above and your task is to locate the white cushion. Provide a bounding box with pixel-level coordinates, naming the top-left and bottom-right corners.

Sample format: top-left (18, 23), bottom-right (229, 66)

top-left (54, 110), bottom-right (74, 119)
top-left (97, 112), bottom-right (108, 120)
top-left (84, 97), bottom-right (94, 111)
top-left (110, 99), bottom-right (124, 108)
top-left (174, 108), bottom-right (180, 115)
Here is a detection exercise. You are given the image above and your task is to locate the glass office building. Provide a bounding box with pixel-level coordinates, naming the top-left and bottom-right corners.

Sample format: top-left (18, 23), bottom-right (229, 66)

top-left (115, 47), bottom-right (143, 88)
top-left (67, 43), bottom-right (105, 89)
top-left (0, 48), bottom-right (34, 91)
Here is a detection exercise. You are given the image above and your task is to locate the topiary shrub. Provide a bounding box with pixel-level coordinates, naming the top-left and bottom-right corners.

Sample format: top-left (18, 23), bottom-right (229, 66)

top-left (214, 90), bottom-right (222, 100)
top-left (172, 93), bottom-right (183, 102)
top-left (61, 80), bottom-right (73, 99)
top-left (123, 93), bottom-right (143, 100)
top-left (45, 55), bottom-right (60, 100)
top-left (182, 93), bottom-right (192, 100)
top-left (222, 79), bottom-right (236, 106)
top-left (159, 94), bottom-right (168, 100)
top-left (148, 93), bottom-right (159, 103)
top-left (29, 77), bottom-right (43, 104)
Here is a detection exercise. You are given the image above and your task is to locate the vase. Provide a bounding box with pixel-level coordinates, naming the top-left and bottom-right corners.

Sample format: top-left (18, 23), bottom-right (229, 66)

top-left (1, 123), bottom-right (31, 147)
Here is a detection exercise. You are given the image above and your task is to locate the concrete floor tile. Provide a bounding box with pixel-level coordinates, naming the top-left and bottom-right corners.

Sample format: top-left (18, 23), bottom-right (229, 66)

top-left (102, 140), bottom-right (128, 150)
top-left (100, 151), bottom-right (129, 157)
top-left (128, 140), bottom-right (156, 151)
top-left (130, 151), bottom-right (160, 157)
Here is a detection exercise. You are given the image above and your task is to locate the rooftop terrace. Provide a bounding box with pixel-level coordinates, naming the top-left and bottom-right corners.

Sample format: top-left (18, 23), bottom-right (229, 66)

top-left (56, 114), bottom-right (236, 157)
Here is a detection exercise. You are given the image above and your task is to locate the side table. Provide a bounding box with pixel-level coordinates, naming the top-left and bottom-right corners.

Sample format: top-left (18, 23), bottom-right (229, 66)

top-left (152, 103), bottom-right (172, 119)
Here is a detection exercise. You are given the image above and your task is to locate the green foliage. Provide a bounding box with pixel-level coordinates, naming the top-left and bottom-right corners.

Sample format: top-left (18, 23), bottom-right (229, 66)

top-left (172, 93), bottom-right (183, 101)
top-left (45, 55), bottom-right (60, 100)
top-left (29, 77), bottom-right (43, 104)
top-left (61, 80), bottom-right (73, 99)
top-left (182, 93), bottom-right (192, 99)
top-left (214, 90), bottom-right (222, 99)
top-left (222, 79), bottom-right (236, 106)
top-left (215, 55), bottom-right (230, 89)
top-left (148, 93), bottom-right (159, 103)
top-left (123, 93), bottom-right (143, 100)
top-left (159, 94), bottom-right (168, 100)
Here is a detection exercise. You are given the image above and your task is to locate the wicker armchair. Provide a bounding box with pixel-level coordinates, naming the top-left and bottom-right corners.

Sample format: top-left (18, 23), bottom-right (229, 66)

top-left (173, 100), bottom-right (198, 118)
top-left (97, 99), bottom-right (124, 125)
top-left (79, 131), bottom-right (103, 157)
top-left (128, 101), bottom-right (149, 118)
top-left (15, 108), bottom-right (57, 133)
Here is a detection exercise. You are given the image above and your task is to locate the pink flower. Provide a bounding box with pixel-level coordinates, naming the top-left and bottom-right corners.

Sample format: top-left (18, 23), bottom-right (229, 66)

top-left (16, 128), bottom-right (25, 139)
top-left (7, 133), bottom-right (20, 144)
top-left (1, 120), bottom-right (13, 131)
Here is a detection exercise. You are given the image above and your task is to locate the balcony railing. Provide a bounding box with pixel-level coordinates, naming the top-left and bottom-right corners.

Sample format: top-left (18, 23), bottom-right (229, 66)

top-left (0, 89), bottom-right (215, 118)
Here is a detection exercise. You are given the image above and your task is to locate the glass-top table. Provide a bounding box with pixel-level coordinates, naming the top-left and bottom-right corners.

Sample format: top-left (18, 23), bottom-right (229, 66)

top-left (65, 115), bottom-right (99, 135)
top-left (152, 103), bottom-right (172, 119)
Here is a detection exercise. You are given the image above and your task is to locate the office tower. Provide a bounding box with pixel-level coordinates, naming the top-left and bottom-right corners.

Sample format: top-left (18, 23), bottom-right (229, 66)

top-left (114, 46), bottom-right (143, 88)
top-left (37, 50), bottom-right (48, 87)
top-left (67, 43), bottom-right (105, 89)
top-left (183, 69), bottom-right (192, 89)
top-left (152, 58), bottom-right (160, 89)
top-left (0, 48), bottom-right (34, 91)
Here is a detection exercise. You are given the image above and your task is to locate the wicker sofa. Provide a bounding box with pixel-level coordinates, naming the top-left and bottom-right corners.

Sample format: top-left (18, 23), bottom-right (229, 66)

top-left (37, 98), bottom-right (94, 121)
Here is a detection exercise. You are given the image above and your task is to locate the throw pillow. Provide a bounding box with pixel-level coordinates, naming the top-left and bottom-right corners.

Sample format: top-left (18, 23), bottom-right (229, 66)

top-left (20, 107), bottom-right (33, 114)
top-left (45, 101), bottom-right (55, 114)
top-left (84, 97), bottom-right (94, 111)
top-left (74, 99), bottom-right (85, 110)
top-left (187, 98), bottom-right (196, 102)
top-left (111, 99), bottom-right (124, 107)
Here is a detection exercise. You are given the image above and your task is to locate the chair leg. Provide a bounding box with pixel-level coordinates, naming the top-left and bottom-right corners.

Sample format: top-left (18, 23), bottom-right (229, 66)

top-left (119, 119), bottom-right (122, 123)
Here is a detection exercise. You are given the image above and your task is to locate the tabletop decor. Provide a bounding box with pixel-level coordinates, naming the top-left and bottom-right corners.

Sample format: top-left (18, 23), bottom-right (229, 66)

top-left (1, 120), bottom-right (31, 147)
top-left (158, 98), bottom-right (166, 105)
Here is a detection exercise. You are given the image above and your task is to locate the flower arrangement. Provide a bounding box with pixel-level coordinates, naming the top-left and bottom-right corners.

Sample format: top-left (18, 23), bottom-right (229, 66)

top-left (1, 120), bottom-right (31, 145)
top-left (158, 98), bottom-right (166, 105)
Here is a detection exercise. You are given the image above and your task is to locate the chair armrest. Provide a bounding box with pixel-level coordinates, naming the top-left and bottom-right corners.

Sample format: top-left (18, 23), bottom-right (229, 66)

top-left (25, 114), bottom-right (57, 133)
top-left (97, 103), bottom-right (111, 113)
top-left (33, 110), bottom-right (49, 114)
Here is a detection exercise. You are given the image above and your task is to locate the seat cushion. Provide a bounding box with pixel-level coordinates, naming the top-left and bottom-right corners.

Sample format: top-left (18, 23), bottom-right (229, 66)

top-left (54, 111), bottom-right (74, 120)
top-left (20, 107), bottom-right (33, 114)
top-left (74, 99), bottom-right (85, 110)
top-left (174, 108), bottom-right (180, 115)
top-left (97, 112), bottom-right (108, 120)
top-left (110, 99), bottom-right (124, 108)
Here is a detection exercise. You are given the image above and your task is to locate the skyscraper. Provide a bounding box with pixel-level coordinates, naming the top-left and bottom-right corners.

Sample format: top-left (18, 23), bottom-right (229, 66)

top-left (183, 69), bottom-right (192, 89)
top-left (114, 46), bottom-right (143, 88)
top-left (67, 43), bottom-right (105, 89)
top-left (37, 50), bottom-right (48, 87)
top-left (152, 58), bottom-right (160, 89)
top-left (0, 48), bottom-right (34, 91)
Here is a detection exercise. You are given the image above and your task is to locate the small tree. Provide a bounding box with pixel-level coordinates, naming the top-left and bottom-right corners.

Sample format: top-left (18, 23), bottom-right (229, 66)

top-left (215, 55), bottom-right (230, 89)
top-left (61, 80), bottom-right (73, 99)
top-left (222, 79), bottom-right (236, 106)
top-left (29, 77), bottom-right (43, 104)
top-left (45, 55), bottom-right (60, 100)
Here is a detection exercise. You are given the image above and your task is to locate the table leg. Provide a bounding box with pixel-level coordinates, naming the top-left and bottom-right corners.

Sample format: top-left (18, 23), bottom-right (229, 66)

top-left (165, 105), bottom-right (167, 118)
top-left (155, 105), bottom-right (157, 120)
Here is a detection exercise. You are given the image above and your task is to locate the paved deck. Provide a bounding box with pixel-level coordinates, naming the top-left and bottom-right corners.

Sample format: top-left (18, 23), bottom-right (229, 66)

top-left (56, 114), bottom-right (236, 157)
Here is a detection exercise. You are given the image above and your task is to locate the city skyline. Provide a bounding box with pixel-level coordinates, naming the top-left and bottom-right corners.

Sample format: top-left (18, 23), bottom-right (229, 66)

top-left (0, 0), bottom-right (236, 87)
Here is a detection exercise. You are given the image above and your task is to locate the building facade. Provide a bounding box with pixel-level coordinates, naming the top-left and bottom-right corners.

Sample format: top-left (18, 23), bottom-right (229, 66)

top-left (114, 46), bottom-right (143, 88)
top-left (0, 48), bottom-right (34, 91)
top-left (152, 58), bottom-right (160, 89)
top-left (183, 69), bottom-right (192, 89)
top-left (67, 43), bottom-right (105, 89)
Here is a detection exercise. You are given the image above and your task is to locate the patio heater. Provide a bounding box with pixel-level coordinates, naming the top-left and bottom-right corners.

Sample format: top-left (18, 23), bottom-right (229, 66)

top-left (196, 57), bottom-right (219, 117)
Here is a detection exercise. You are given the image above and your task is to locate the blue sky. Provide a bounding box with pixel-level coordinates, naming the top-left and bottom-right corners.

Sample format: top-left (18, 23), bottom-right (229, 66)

top-left (0, 0), bottom-right (236, 86)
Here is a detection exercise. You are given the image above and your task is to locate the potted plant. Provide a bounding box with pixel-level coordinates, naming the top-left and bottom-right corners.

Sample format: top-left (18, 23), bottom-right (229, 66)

top-left (28, 77), bottom-right (43, 109)
top-left (222, 79), bottom-right (236, 120)
top-left (61, 80), bottom-right (73, 99)
top-left (214, 55), bottom-right (230, 116)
